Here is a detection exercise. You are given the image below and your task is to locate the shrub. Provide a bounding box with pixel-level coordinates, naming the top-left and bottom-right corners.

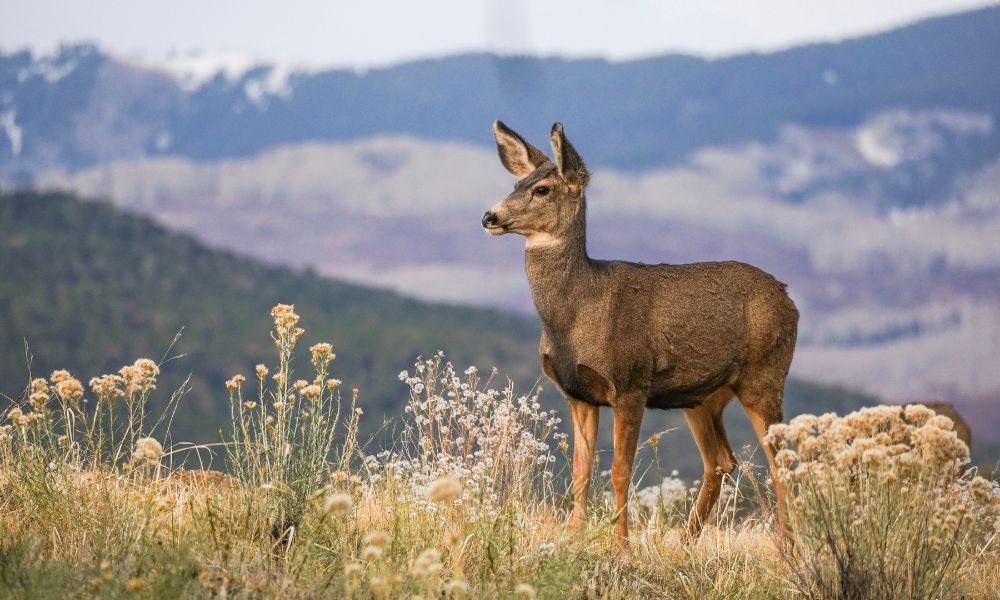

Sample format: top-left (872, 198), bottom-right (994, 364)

top-left (767, 405), bottom-right (1000, 599)
top-left (224, 303), bottom-right (360, 539)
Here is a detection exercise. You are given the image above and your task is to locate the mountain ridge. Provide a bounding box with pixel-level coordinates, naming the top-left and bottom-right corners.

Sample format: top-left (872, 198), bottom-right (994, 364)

top-left (1, 5), bottom-right (999, 174)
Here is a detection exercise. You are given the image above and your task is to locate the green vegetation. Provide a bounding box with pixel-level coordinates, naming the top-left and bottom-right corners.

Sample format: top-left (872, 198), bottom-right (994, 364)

top-left (3, 190), bottom-right (957, 477)
top-left (0, 190), bottom-right (538, 444)
top-left (1, 305), bottom-right (996, 599)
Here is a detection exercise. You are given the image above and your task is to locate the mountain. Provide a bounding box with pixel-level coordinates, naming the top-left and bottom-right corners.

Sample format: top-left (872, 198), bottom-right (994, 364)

top-left (1, 6), bottom-right (999, 176)
top-left (3, 190), bottom-right (941, 476)
top-left (1, 6), bottom-right (997, 459)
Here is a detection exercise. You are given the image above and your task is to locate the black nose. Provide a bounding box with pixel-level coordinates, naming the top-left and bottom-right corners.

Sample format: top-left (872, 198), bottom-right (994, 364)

top-left (482, 211), bottom-right (498, 228)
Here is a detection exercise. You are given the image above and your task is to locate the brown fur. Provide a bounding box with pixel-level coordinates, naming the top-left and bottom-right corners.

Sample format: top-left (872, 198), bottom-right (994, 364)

top-left (485, 121), bottom-right (799, 546)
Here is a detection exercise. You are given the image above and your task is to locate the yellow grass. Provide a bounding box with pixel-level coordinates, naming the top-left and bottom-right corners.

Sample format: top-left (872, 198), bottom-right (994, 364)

top-left (1, 305), bottom-right (997, 599)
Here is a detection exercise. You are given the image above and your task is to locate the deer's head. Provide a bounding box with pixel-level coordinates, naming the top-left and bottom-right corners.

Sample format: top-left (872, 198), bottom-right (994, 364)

top-left (483, 121), bottom-right (590, 247)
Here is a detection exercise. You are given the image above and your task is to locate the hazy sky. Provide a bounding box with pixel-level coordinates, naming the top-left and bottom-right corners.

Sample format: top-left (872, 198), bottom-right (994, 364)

top-left (1, 0), bottom-right (995, 68)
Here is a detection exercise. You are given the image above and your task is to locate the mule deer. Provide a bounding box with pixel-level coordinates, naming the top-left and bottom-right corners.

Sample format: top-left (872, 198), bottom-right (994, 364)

top-left (483, 121), bottom-right (799, 545)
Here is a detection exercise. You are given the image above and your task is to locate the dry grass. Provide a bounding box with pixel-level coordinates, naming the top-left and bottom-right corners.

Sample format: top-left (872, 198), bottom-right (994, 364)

top-left (1, 306), bottom-right (997, 599)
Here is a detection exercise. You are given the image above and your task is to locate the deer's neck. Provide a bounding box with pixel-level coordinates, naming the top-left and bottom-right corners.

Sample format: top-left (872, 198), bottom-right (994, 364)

top-left (524, 227), bottom-right (595, 332)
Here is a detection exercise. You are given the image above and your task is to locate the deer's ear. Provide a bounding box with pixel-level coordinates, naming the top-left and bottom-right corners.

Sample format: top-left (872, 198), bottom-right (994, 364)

top-left (493, 120), bottom-right (550, 178)
top-left (550, 123), bottom-right (589, 188)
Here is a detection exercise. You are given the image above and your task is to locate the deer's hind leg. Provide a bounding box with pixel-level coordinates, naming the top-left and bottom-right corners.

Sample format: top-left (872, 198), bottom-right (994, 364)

top-left (735, 379), bottom-right (789, 540)
top-left (683, 386), bottom-right (737, 540)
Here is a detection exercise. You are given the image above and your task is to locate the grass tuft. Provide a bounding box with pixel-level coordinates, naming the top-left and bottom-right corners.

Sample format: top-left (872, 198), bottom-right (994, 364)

top-left (1, 307), bottom-right (997, 598)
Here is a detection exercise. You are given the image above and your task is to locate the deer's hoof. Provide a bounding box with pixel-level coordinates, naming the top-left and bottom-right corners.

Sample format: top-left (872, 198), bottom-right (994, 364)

top-left (680, 523), bottom-right (703, 545)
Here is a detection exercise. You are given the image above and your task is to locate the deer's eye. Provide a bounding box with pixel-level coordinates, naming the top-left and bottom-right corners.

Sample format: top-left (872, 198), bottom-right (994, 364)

top-left (533, 186), bottom-right (550, 197)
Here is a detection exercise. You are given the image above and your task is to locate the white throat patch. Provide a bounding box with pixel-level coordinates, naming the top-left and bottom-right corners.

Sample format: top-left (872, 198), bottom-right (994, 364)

top-left (525, 232), bottom-right (561, 249)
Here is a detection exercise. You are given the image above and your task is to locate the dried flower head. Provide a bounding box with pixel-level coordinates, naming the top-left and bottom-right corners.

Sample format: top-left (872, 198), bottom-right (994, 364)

top-left (29, 391), bottom-right (49, 411)
top-left (363, 530), bottom-right (391, 548)
top-left (412, 548), bottom-right (443, 577)
top-left (119, 359), bottom-right (158, 394)
top-left (444, 579), bottom-right (469, 598)
top-left (369, 576), bottom-right (388, 595)
top-left (323, 493), bottom-right (353, 515)
top-left (310, 342), bottom-right (334, 361)
top-left (54, 377), bottom-right (84, 403)
top-left (133, 358), bottom-right (159, 380)
top-left (133, 437), bottom-right (164, 462)
top-left (119, 366), bottom-right (140, 393)
top-left (427, 477), bottom-right (463, 503)
top-left (226, 374), bottom-right (246, 391)
top-left (50, 369), bottom-right (72, 384)
top-left (443, 528), bottom-right (463, 547)
top-left (255, 364), bottom-right (268, 378)
top-left (360, 545), bottom-right (383, 561)
top-left (903, 403), bottom-right (935, 427)
top-left (775, 448), bottom-right (798, 470)
top-left (89, 374), bottom-right (125, 398)
top-left (926, 414), bottom-right (955, 431)
top-left (270, 304), bottom-right (301, 340)
top-left (343, 562), bottom-right (363, 592)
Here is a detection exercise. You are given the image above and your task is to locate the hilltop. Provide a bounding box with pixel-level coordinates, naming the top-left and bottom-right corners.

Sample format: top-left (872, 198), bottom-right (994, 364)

top-left (0, 190), bottom-right (918, 474)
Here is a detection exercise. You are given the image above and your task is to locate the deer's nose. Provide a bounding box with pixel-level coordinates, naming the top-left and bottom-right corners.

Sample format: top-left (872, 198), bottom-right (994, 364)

top-left (482, 211), bottom-right (499, 228)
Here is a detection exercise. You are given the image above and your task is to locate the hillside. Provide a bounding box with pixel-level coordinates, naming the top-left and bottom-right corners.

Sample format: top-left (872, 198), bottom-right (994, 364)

top-left (0, 190), bottom-right (928, 475)
top-left (0, 190), bottom-right (541, 442)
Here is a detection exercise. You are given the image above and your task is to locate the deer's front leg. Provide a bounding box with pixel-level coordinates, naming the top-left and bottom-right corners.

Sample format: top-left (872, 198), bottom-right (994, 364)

top-left (567, 397), bottom-right (599, 531)
top-left (611, 399), bottom-right (644, 547)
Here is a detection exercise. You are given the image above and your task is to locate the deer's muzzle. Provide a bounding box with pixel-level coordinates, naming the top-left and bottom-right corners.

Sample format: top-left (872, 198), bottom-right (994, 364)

top-left (482, 211), bottom-right (508, 234)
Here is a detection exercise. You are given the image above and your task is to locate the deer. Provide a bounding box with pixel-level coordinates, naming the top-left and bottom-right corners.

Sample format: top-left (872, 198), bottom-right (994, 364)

top-left (482, 121), bottom-right (799, 546)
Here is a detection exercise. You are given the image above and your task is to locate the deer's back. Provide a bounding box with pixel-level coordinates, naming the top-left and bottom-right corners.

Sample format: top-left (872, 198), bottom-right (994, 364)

top-left (542, 259), bottom-right (797, 409)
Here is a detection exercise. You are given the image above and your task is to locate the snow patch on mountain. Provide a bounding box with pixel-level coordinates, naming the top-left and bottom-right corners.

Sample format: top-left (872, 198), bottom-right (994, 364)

top-left (854, 109), bottom-right (993, 167)
top-left (242, 64), bottom-right (296, 108)
top-left (14, 45), bottom-right (94, 84)
top-left (0, 110), bottom-right (22, 157)
top-left (131, 50), bottom-right (260, 90)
